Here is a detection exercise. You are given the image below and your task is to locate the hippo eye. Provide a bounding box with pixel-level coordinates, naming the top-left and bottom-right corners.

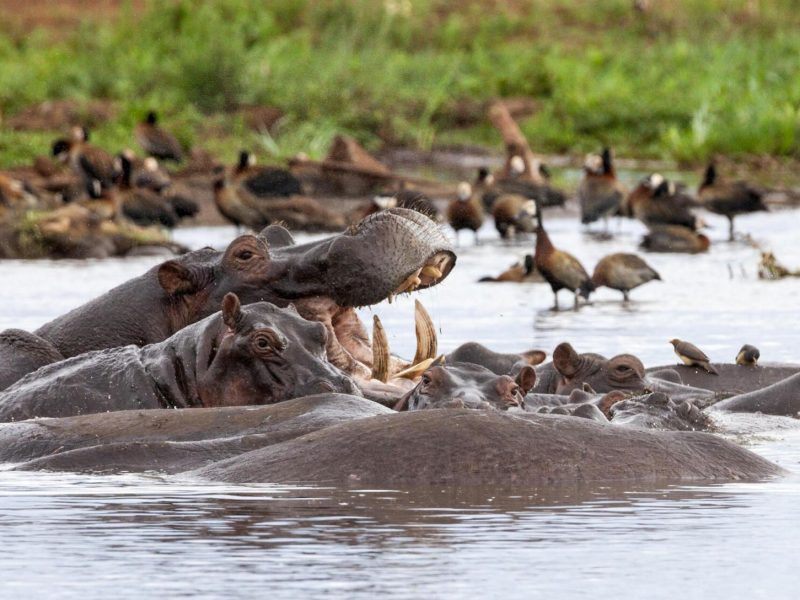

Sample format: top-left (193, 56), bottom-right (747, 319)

top-left (420, 374), bottom-right (432, 387)
top-left (252, 329), bottom-right (286, 355)
top-left (237, 250), bottom-right (254, 261)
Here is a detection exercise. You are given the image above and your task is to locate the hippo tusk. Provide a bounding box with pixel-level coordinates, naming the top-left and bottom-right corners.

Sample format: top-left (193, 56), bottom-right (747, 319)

top-left (371, 315), bottom-right (390, 383)
top-left (393, 355), bottom-right (442, 380)
top-left (413, 299), bottom-right (437, 364)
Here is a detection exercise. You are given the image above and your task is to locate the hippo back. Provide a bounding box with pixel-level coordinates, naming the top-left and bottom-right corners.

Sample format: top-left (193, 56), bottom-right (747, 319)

top-left (0, 329), bottom-right (64, 392)
top-left (0, 346), bottom-right (160, 422)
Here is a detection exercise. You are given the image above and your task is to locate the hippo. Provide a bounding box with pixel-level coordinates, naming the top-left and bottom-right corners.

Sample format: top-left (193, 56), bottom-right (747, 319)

top-left (394, 361), bottom-right (537, 411)
top-left (647, 363), bottom-right (800, 395)
top-left (534, 342), bottom-right (648, 395)
top-left (0, 294), bottom-right (357, 422)
top-left (444, 342), bottom-right (546, 376)
top-left (194, 409), bottom-right (783, 485)
top-left (0, 208), bottom-right (455, 390)
top-left (2, 396), bottom-right (782, 485)
top-left (4, 394), bottom-right (388, 472)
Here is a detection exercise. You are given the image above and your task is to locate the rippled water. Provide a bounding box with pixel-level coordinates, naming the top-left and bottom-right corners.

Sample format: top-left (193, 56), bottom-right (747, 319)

top-left (1, 208), bottom-right (799, 598)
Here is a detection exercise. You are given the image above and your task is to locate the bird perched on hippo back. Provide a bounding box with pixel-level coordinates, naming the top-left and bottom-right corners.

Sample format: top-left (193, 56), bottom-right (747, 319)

top-left (578, 148), bottom-right (626, 229)
top-left (135, 111), bottom-right (184, 162)
top-left (532, 200), bottom-right (594, 310)
top-left (698, 163), bottom-right (767, 241)
top-left (592, 252), bottom-right (661, 302)
top-left (669, 338), bottom-right (718, 375)
top-left (736, 344), bottom-right (760, 366)
top-left (447, 181), bottom-right (484, 245)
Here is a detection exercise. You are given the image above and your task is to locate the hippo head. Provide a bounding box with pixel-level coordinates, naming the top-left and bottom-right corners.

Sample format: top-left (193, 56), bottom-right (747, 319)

top-left (395, 362), bottom-right (536, 411)
top-left (194, 293), bottom-right (359, 407)
top-left (552, 342), bottom-right (647, 395)
top-left (609, 392), bottom-right (713, 431)
top-left (154, 208), bottom-right (456, 382)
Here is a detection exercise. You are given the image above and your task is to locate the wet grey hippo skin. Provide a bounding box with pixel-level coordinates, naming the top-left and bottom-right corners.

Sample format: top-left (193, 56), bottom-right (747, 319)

top-left (394, 362), bottom-right (537, 411)
top-left (0, 208), bottom-right (455, 390)
top-left (0, 295), bottom-right (357, 422)
top-left (0, 329), bottom-right (64, 391)
top-left (533, 342), bottom-right (647, 395)
top-left (8, 394), bottom-right (388, 473)
top-left (194, 410), bottom-right (784, 485)
top-left (713, 372), bottom-right (800, 416)
top-left (646, 363), bottom-right (800, 394)
top-left (444, 342), bottom-right (546, 376)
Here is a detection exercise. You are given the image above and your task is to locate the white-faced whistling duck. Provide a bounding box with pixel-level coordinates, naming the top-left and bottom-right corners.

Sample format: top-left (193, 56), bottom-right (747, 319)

top-left (447, 182), bottom-right (484, 245)
top-left (135, 111), bottom-right (184, 162)
top-left (698, 163), bottom-right (767, 241)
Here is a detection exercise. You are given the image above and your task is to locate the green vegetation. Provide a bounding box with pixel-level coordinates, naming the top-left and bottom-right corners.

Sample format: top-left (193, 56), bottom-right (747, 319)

top-left (1, 0), bottom-right (799, 167)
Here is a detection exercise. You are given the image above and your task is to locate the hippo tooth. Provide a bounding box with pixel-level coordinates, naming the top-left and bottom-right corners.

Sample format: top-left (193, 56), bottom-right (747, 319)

top-left (393, 355), bottom-right (440, 380)
top-left (413, 299), bottom-right (438, 364)
top-left (394, 268), bottom-right (423, 295)
top-left (421, 265), bottom-right (443, 280)
top-left (370, 315), bottom-right (390, 383)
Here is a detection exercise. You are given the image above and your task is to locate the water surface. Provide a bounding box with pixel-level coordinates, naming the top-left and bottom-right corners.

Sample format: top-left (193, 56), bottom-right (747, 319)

top-left (1, 210), bottom-right (798, 598)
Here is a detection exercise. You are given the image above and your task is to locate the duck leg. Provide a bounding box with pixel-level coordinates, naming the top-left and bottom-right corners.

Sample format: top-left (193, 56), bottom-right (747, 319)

top-left (728, 216), bottom-right (735, 242)
top-left (573, 290), bottom-right (580, 311)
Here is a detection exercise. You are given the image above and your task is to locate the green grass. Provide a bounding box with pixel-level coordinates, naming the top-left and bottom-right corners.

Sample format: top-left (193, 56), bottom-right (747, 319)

top-left (1, 0), bottom-right (799, 168)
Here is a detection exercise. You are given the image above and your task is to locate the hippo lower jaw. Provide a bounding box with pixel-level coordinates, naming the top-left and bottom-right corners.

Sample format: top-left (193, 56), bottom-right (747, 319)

top-left (293, 296), bottom-right (439, 400)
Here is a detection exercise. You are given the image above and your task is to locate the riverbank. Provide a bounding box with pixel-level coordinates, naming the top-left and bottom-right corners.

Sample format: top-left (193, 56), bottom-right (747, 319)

top-left (1, 0), bottom-right (799, 180)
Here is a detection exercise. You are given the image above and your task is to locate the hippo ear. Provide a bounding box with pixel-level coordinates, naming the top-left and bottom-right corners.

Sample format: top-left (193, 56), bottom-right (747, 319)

top-left (157, 261), bottom-right (201, 296)
top-left (515, 365), bottom-right (536, 394)
top-left (221, 293), bottom-right (242, 331)
top-left (521, 349), bottom-right (546, 366)
top-left (259, 224), bottom-right (296, 248)
top-left (553, 342), bottom-right (580, 378)
top-left (284, 303), bottom-right (300, 315)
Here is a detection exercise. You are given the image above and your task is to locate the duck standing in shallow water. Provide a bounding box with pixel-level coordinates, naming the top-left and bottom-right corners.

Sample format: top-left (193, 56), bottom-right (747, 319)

top-left (698, 163), bottom-right (766, 241)
top-left (533, 201), bottom-right (594, 310)
top-left (591, 252), bottom-right (661, 302)
top-left (447, 182), bottom-right (484, 245)
top-left (578, 148), bottom-right (626, 230)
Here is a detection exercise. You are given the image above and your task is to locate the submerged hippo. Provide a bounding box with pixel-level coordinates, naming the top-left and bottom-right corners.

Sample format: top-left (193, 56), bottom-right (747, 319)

top-left (1, 396), bottom-right (782, 486)
top-left (3, 394), bottom-right (388, 472)
top-left (0, 294), bottom-right (357, 422)
top-left (0, 208), bottom-right (455, 390)
top-left (534, 342), bottom-right (648, 395)
top-left (195, 409), bottom-right (783, 486)
top-left (394, 361), bottom-right (537, 411)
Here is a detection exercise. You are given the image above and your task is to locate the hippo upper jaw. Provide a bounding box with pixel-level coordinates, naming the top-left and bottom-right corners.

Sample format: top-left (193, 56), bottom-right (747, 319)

top-left (266, 208), bottom-right (456, 308)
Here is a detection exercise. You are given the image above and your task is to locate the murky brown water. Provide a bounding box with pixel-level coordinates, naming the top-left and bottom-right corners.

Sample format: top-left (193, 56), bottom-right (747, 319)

top-left (1, 204), bottom-right (799, 598)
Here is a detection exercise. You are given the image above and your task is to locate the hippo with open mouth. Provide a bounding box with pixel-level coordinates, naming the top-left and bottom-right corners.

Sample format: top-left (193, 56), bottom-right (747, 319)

top-left (0, 208), bottom-right (455, 390)
top-left (0, 293), bottom-right (358, 422)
